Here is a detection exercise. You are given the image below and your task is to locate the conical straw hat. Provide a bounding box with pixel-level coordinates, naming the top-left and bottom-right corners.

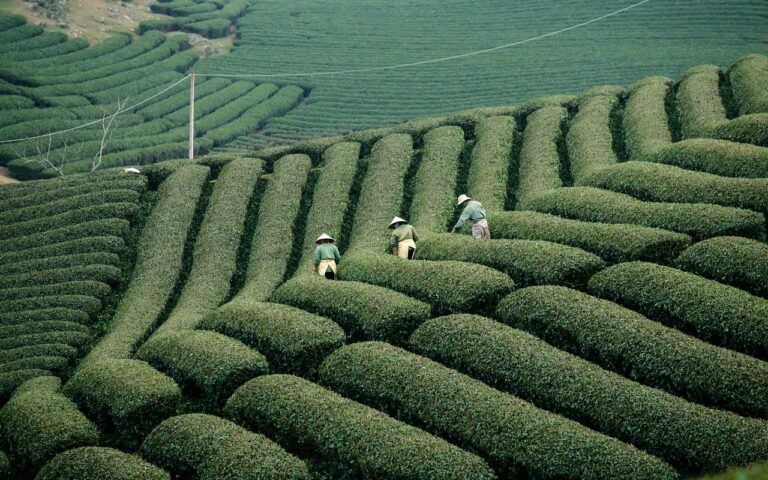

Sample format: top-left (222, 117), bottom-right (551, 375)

top-left (457, 194), bottom-right (471, 206)
top-left (388, 216), bottom-right (407, 228)
top-left (315, 233), bottom-right (335, 244)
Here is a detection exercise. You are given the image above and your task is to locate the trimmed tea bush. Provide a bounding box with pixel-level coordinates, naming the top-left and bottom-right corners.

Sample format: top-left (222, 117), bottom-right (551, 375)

top-left (200, 299), bottom-right (344, 378)
top-left (320, 342), bottom-right (677, 480)
top-left (347, 134), bottom-right (413, 252)
top-left (141, 414), bottom-right (309, 479)
top-left (710, 113), bottom-right (768, 146)
top-left (0, 203), bottom-right (138, 241)
top-left (0, 331), bottom-right (90, 351)
top-left (63, 359), bottom-right (181, 446)
top-left (0, 370), bottom-right (51, 403)
top-left (0, 252), bottom-right (119, 276)
top-left (0, 281), bottom-right (109, 302)
top-left (589, 262), bottom-right (768, 359)
top-left (648, 139), bottom-right (768, 178)
top-left (0, 308), bottom-right (89, 327)
top-left (516, 106), bottom-right (567, 209)
top-left (0, 356), bottom-right (69, 375)
top-left (623, 76), bottom-right (673, 158)
top-left (35, 447), bottom-right (170, 480)
top-left (524, 187), bottom-right (765, 240)
top-left (0, 264), bottom-right (121, 290)
top-left (235, 155), bottom-right (311, 302)
top-left (0, 189), bottom-right (140, 226)
top-left (271, 275), bottom-right (430, 344)
top-left (496, 286), bottom-right (768, 418)
top-left (675, 236), bottom-right (768, 298)
top-left (435, 232), bottom-right (605, 284)
top-left (676, 65), bottom-right (726, 139)
top-left (582, 161), bottom-right (768, 216)
top-left (728, 54), bottom-right (768, 115)
top-left (83, 165), bottom-right (209, 365)
top-left (225, 374), bottom-right (496, 479)
top-left (136, 330), bottom-right (268, 407)
top-left (0, 345), bottom-right (78, 364)
top-left (0, 219), bottom-right (130, 254)
top-left (411, 315), bottom-right (768, 473)
top-left (568, 93), bottom-right (619, 182)
top-left (467, 116), bottom-right (515, 211)
top-left (158, 159), bottom-right (263, 332)
top-left (489, 210), bottom-right (690, 264)
top-left (340, 252), bottom-right (514, 315)
top-left (0, 378), bottom-right (100, 472)
top-left (0, 295), bottom-right (101, 316)
top-left (693, 462), bottom-right (768, 480)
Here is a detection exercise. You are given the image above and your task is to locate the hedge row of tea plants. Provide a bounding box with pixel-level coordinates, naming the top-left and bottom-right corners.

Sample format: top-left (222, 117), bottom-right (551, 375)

top-left (36, 447), bottom-right (169, 480)
top-left (496, 286), bottom-right (768, 418)
top-left (648, 138), bottom-right (768, 178)
top-left (727, 54), bottom-right (768, 115)
top-left (200, 299), bottom-right (345, 378)
top-left (138, 0), bottom-right (250, 38)
top-left (466, 116), bottom-right (515, 211)
top-left (225, 374), bottom-right (497, 479)
top-left (568, 93), bottom-right (619, 183)
top-left (622, 77), bottom-right (673, 158)
top-left (676, 65), bottom-right (727, 138)
top-left (516, 106), bottom-right (567, 209)
top-left (320, 342), bottom-right (677, 480)
top-left (589, 262), bottom-right (768, 360)
top-left (411, 315), bottom-right (768, 473)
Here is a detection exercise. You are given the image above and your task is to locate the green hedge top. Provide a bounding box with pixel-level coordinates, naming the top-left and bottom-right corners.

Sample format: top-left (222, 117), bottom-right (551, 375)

top-left (320, 342), bottom-right (678, 480)
top-left (647, 138), bottom-right (768, 178)
top-left (727, 54), bottom-right (768, 115)
top-left (516, 106), bottom-right (567, 210)
top-left (0, 237), bottom-right (125, 267)
top-left (467, 115), bottom-right (516, 212)
top-left (225, 374), bottom-right (497, 480)
top-left (567, 92), bottom-right (619, 183)
top-left (141, 413), bottom-right (309, 480)
top-left (623, 76), bottom-right (673, 159)
top-left (35, 447), bottom-right (169, 480)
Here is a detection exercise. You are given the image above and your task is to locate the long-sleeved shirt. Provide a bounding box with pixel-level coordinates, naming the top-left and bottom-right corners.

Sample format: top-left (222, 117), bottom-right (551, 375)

top-left (454, 200), bottom-right (487, 230)
top-left (389, 224), bottom-right (419, 248)
top-left (314, 243), bottom-right (341, 266)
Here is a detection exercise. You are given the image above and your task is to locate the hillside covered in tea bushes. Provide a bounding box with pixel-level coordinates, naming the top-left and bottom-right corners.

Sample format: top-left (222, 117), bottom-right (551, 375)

top-left (0, 44), bottom-right (768, 480)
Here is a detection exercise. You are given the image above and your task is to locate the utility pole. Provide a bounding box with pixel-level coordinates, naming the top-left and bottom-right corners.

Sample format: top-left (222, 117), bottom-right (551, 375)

top-left (188, 72), bottom-right (195, 161)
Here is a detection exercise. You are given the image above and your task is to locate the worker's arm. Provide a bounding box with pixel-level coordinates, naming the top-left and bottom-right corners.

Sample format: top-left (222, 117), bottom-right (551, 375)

top-left (389, 232), bottom-right (399, 249)
top-left (412, 227), bottom-right (419, 242)
top-left (333, 245), bottom-right (341, 263)
top-left (453, 207), bottom-right (470, 231)
top-left (313, 247), bottom-right (321, 267)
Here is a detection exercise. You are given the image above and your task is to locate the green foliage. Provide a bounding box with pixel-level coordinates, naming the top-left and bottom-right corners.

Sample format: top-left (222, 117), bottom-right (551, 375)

top-left (63, 359), bottom-right (181, 446)
top-left (0, 356), bottom-right (69, 375)
top-left (0, 219), bottom-right (130, 253)
top-left (0, 282), bottom-right (110, 303)
top-left (0, 344), bottom-right (78, 364)
top-left (648, 138), bottom-right (768, 178)
top-left (271, 275), bottom-right (430, 344)
top-left (185, 18), bottom-right (231, 38)
top-left (467, 116), bottom-right (515, 211)
top-left (489, 210), bottom-right (690, 264)
top-left (410, 126), bottom-right (465, 233)
top-left (0, 296), bottom-right (101, 316)
top-left (137, 331), bottom-right (268, 408)
top-left (0, 237), bottom-right (125, 267)
top-left (0, 95), bottom-right (34, 109)
top-left (0, 24), bottom-right (43, 45)
top-left (83, 166), bottom-right (209, 365)
top-left (320, 342), bottom-right (677, 480)
top-left (0, 203), bottom-right (138, 241)
top-left (728, 54), bottom-right (768, 115)
top-left (417, 233), bottom-right (605, 288)
top-left (141, 413), bottom-right (309, 480)
top-left (35, 447), bottom-right (170, 480)
top-left (694, 463), bottom-right (768, 480)
top-left (623, 77), bottom-right (673, 159)
top-left (589, 261), bottom-right (768, 360)
top-left (568, 93), bottom-right (619, 182)
top-left (0, 37), bottom-right (86, 63)
top-left (523, 186), bottom-right (765, 241)
top-left (516, 106), bottom-right (567, 209)
top-left (710, 113), bottom-right (768, 146)
top-left (0, 14), bottom-right (25, 32)
top-left (411, 314), bottom-right (768, 473)
top-left (0, 370), bottom-right (53, 403)
top-left (340, 252), bottom-right (514, 316)
top-left (0, 179), bottom-right (146, 213)
top-left (0, 308), bottom-right (89, 327)
top-left (0, 378), bottom-right (100, 472)
top-left (195, 84), bottom-right (278, 133)
top-left (158, 159), bottom-right (263, 332)
top-left (226, 374), bottom-right (496, 479)
top-left (0, 252), bottom-right (118, 276)
top-left (0, 331), bottom-right (89, 352)
top-left (0, 265), bottom-right (121, 290)
top-left (200, 299), bottom-right (344, 378)
top-left (676, 65), bottom-right (726, 138)
top-left (675, 236), bottom-right (768, 298)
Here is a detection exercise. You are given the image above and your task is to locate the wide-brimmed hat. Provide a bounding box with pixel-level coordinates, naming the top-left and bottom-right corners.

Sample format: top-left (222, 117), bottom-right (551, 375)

top-left (457, 194), bottom-right (471, 206)
top-left (124, 167), bottom-right (141, 174)
top-left (388, 216), bottom-right (407, 229)
top-left (315, 233), bottom-right (335, 244)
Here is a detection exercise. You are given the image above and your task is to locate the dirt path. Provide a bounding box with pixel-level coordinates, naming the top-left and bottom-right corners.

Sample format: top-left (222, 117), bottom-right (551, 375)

top-left (0, 167), bottom-right (19, 185)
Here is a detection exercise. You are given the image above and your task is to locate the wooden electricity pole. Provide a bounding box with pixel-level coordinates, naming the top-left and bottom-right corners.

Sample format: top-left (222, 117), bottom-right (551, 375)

top-left (188, 73), bottom-right (196, 161)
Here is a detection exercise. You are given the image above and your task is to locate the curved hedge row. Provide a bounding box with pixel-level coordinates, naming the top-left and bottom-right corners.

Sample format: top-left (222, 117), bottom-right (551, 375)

top-left (235, 154), bottom-right (311, 302)
top-left (582, 161), bottom-right (768, 216)
top-left (623, 76), bottom-right (673, 159)
top-left (0, 237), bottom-right (124, 267)
top-left (0, 202), bottom-right (138, 241)
top-left (200, 299), bottom-right (344, 378)
top-left (516, 106), bottom-right (567, 209)
top-left (340, 252), bottom-right (514, 315)
top-left (0, 282), bottom-right (109, 303)
top-left (648, 138), bottom-right (768, 178)
top-left (675, 236), bottom-right (768, 298)
top-left (0, 296), bottom-right (101, 317)
top-left (36, 447), bottom-right (170, 480)
top-left (158, 159), bottom-right (263, 332)
top-left (416, 233), bottom-right (604, 288)
top-left (467, 115), bottom-right (516, 211)
top-left (523, 187), bottom-right (765, 241)
top-left (139, 77), bottom-right (230, 120)
top-left (0, 36), bottom-right (86, 63)
top-left (0, 308), bottom-right (89, 327)
top-left (710, 113), bottom-right (768, 146)
top-left (0, 331), bottom-right (90, 351)
top-left (0, 173), bottom-right (146, 207)
top-left (271, 275), bottom-right (430, 344)
top-left (568, 93), bottom-right (619, 183)
top-left (676, 65), bottom-right (726, 139)
top-left (728, 54), bottom-right (768, 115)
top-left (0, 264), bottom-right (121, 290)
top-left (347, 133), bottom-right (414, 252)
top-left (0, 356), bottom-right (69, 375)
top-left (195, 83), bottom-right (278, 133)
top-left (0, 370), bottom-right (51, 403)
top-left (0, 377), bottom-right (100, 473)
top-left (0, 219), bottom-right (130, 254)
top-left (136, 330), bottom-right (268, 408)
top-left (410, 126), bottom-right (465, 232)
top-left (320, 342), bottom-right (677, 480)
top-left (142, 413), bottom-right (309, 480)
top-left (0, 189), bottom-right (142, 223)
top-left (496, 286), bottom-right (768, 419)
top-left (489, 210), bottom-right (690, 264)
top-left (226, 374), bottom-right (497, 479)
top-left (589, 262), bottom-right (768, 360)
top-left (411, 315), bottom-right (768, 473)
top-left (82, 166), bottom-right (209, 366)
top-left (0, 345), bottom-right (78, 364)
top-left (63, 359), bottom-right (181, 446)
top-left (0, 252), bottom-right (119, 276)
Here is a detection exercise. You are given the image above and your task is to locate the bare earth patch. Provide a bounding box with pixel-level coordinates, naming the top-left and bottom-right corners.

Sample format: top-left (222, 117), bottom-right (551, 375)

top-left (0, 167), bottom-right (20, 185)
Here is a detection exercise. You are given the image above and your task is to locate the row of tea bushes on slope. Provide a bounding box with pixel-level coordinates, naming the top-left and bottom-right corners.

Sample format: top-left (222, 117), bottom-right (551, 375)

top-left (515, 106), bottom-right (567, 209)
top-left (567, 92), bottom-right (620, 183)
top-left (36, 447), bottom-right (169, 480)
top-left (496, 286), bottom-right (768, 419)
top-left (139, 0), bottom-right (250, 39)
top-left (466, 116), bottom-right (515, 212)
top-left (648, 139), bottom-right (768, 178)
top-left (411, 315), bottom-right (768, 473)
top-left (622, 76), bottom-right (673, 159)
top-left (320, 342), bottom-right (678, 480)
top-left (727, 54), bottom-right (768, 116)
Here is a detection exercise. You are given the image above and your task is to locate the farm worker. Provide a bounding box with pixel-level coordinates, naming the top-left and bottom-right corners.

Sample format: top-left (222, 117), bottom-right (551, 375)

top-left (314, 233), bottom-right (341, 279)
top-left (452, 194), bottom-right (490, 240)
top-left (388, 216), bottom-right (418, 259)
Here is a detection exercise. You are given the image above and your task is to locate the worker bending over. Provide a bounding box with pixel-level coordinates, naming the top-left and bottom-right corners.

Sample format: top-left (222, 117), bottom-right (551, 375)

top-left (314, 233), bottom-right (341, 279)
top-left (389, 216), bottom-right (418, 259)
top-left (452, 194), bottom-right (490, 239)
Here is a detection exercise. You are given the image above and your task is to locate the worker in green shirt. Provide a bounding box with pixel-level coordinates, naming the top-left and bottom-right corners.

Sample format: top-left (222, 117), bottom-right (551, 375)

top-left (388, 216), bottom-right (418, 259)
top-left (451, 194), bottom-right (490, 239)
top-left (314, 233), bottom-right (341, 279)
